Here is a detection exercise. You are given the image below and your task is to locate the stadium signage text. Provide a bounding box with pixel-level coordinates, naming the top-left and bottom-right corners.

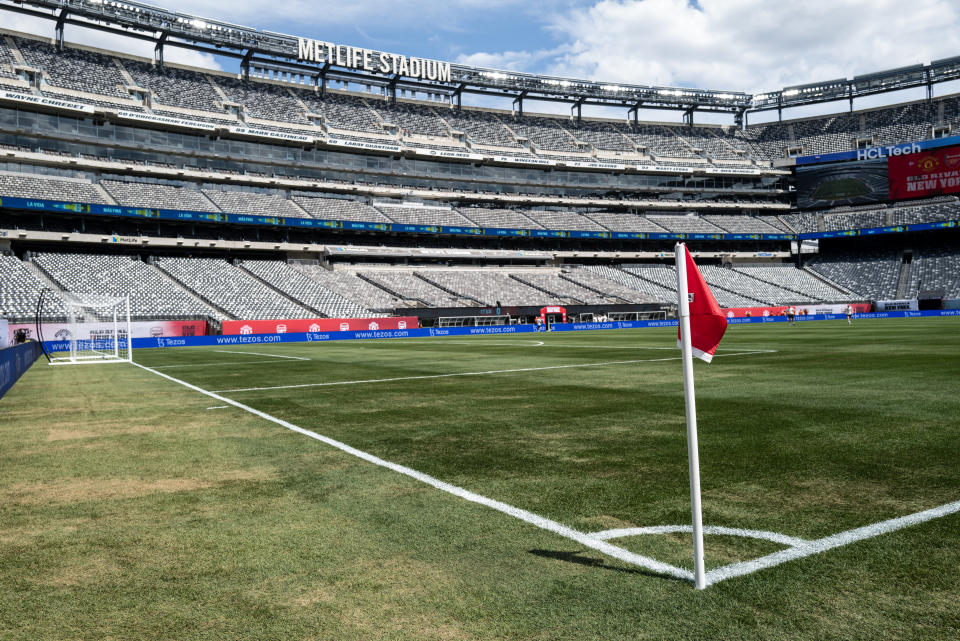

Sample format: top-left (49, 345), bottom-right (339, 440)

top-left (856, 142), bottom-right (921, 161)
top-left (297, 39), bottom-right (451, 82)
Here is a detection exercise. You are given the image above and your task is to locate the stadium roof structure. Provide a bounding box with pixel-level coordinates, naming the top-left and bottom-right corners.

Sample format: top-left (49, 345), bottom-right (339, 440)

top-left (4, 0), bottom-right (960, 123)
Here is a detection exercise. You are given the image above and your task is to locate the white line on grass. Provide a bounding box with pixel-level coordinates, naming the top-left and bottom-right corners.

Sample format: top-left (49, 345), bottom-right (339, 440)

top-left (704, 499), bottom-right (960, 586)
top-left (150, 359), bottom-right (309, 370)
top-left (213, 350), bottom-right (776, 393)
top-left (132, 362), bottom-right (694, 583)
top-left (214, 350), bottom-right (310, 361)
top-left (591, 525), bottom-right (810, 548)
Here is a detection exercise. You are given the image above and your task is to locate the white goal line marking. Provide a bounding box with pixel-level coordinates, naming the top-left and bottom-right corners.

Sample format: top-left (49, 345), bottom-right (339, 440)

top-left (214, 350), bottom-right (310, 361)
top-left (132, 361), bottom-right (960, 588)
top-left (132, 362), bottom-right (693, 583)
top-left (150, 359), bottom-right (309, 370)
top-left (212, 350), bottom-right (776, 394)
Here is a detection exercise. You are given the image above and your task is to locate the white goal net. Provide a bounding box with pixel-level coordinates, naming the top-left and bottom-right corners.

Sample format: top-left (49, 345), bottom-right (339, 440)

top-left (48, 293), bottom-right (132, 365)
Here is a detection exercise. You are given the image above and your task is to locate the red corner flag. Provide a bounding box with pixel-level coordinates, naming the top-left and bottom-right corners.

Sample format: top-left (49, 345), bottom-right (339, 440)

top-left (676, 244), bottom-right (727, 363)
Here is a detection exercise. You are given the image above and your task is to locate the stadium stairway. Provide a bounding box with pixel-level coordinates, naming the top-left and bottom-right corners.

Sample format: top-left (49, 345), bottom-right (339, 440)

top-left (353, 272), bottom-right (426, 308)
top-left (800, 267), bottom-right (861, 299)
top-left (509, 273), bottom-right (583, 305)
top-left (236, 263), bottom-right (327, 317)
top-left (558, 272), bottom-right (629, 304)
top-left (25, 257), bottom-right (70, 300)
top-left (413, 272), bottom-right (484, 307)
top-left (151, 262), bottom-right (236, 324)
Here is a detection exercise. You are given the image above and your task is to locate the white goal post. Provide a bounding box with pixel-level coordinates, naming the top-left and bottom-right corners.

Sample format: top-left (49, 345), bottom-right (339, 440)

top-left (47, 293), bottom-right (133, 365)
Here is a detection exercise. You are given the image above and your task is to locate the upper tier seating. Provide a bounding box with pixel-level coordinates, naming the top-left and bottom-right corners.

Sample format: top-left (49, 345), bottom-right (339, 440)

top-left (457, 207), bottom-right (543, 229)
top-left (0, 171), bottom-right (112, 204)
top-left (292, 196), bottom-right (391, 222)
top-left (16, 37), bottom-right (128, 99)
top-left (201, 190), bottom-right (305, 218)
top-left (101, 180), bottom-right (220, 211)
top-left (216, 77), bottom-right (312, 125)
top-left (124, 61), bottom-right (224, 112)
top-left (377, 205), bottom-right (475, 227)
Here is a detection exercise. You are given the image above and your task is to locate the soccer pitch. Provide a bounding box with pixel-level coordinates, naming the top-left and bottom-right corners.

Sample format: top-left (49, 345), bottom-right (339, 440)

top-left (2, 318), bottom-right (959, 640)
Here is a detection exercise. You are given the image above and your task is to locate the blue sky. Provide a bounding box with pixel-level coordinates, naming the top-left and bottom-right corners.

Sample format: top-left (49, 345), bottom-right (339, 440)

top-left (4, 0), bottom-right (960, 123)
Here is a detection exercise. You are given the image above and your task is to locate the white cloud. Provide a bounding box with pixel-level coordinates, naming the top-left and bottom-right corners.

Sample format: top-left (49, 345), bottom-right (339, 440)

top-left (543, 0), bottom-right (960, 92)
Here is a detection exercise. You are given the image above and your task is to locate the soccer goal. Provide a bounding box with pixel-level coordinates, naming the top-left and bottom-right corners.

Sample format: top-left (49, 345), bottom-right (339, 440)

top-left (39, 292), bottom-right (133, 365)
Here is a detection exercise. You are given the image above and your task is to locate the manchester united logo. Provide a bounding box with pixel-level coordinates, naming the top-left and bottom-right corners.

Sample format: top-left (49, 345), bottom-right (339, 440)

top-left (918, 156), bottom-right (940, 172)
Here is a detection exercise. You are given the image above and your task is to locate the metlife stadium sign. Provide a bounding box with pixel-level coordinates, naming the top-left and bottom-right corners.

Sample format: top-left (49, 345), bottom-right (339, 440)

top-left (297, 39), bottom-right (452, 82)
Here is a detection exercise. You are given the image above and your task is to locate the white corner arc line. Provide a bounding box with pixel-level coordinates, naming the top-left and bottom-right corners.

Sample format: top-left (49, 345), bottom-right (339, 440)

top-left (132, 362), bottom-right (694, 584)
top-left (591, 525), bottom-right (810, 548)
top-left (214, 349), bottom-right (310, 360)
top-left (212, 350), bottom-right (776, 393)
top-left (705, 499), bottom-right (960, 586)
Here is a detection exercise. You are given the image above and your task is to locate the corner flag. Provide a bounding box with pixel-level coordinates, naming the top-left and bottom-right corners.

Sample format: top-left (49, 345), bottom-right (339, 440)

top-left (674, 242), bottom-right (727, 590)
top-left (676, 245), bottom-right (727, 362)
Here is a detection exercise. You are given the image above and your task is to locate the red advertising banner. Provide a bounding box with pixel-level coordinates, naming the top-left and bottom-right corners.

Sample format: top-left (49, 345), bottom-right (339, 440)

top-left (888, 145), bottom-right (960, 200)
top-left (221, 317), bottom-right (419, 335)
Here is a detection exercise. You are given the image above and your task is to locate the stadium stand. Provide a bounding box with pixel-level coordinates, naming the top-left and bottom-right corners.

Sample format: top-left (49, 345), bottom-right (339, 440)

top-left (292, 196), bottom-right (391, 222)
top-left (358, 270), bottom-right (466, 307)
top-left (2, 17), bottom-right (959, 329)
top-left (804, 251), bottom-right (903, 300)
top-left (100, 180), bottom-right (220, 212)
top-left (0, 170), bottom-right (114, 204)
top-left (457, 207), bottom-right (543, 229)
top-left (290, 265), bottom-right (403, 313)
top-left (239, 260), bottom-right (377, 318)
top-left (154, 257), bottom-right (315, 320)
top-left (0, 253), bottom-right (66, 321)
top-left (33, 252), bottom-right (222, 321)
top-left (417, 269), bottom-right (549, 307)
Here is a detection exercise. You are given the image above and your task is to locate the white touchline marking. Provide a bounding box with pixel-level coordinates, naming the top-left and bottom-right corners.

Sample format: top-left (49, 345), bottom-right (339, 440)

top-left (704, 499), bottom-right (960, 586)
top-left (131, 362), bottom-right (694, 583)
top-left (206, 406), bottom-right (228, 410)
top-left (214, 350), bottom-right (310, 361)
top-left (150, 359), bottom-right (308, 369)
top-left (212, 350), bottom-right (776, 393)
top-left (591, 525), bottom-right (810, 548)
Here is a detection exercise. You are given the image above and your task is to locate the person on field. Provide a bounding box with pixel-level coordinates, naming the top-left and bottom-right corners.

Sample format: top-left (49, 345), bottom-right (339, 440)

top-left (787, 305), bottom-right (796, 325)
top-left (846, 304), bottom-right (854, 324)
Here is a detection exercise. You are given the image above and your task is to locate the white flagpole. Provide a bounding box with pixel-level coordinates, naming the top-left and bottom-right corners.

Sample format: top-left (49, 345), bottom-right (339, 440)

top-left (675, 242), bottom-right (707, 590)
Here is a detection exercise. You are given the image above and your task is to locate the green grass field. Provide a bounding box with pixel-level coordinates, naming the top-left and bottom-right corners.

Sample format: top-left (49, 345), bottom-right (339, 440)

top-left (811, 178), bottom-right (871, 201)
top-left (2, 318), bottom-right (959, 640)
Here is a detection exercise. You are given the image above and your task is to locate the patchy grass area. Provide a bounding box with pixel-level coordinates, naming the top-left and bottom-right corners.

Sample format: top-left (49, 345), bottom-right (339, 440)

top-left (2, 318), bottom-right (959, 640)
